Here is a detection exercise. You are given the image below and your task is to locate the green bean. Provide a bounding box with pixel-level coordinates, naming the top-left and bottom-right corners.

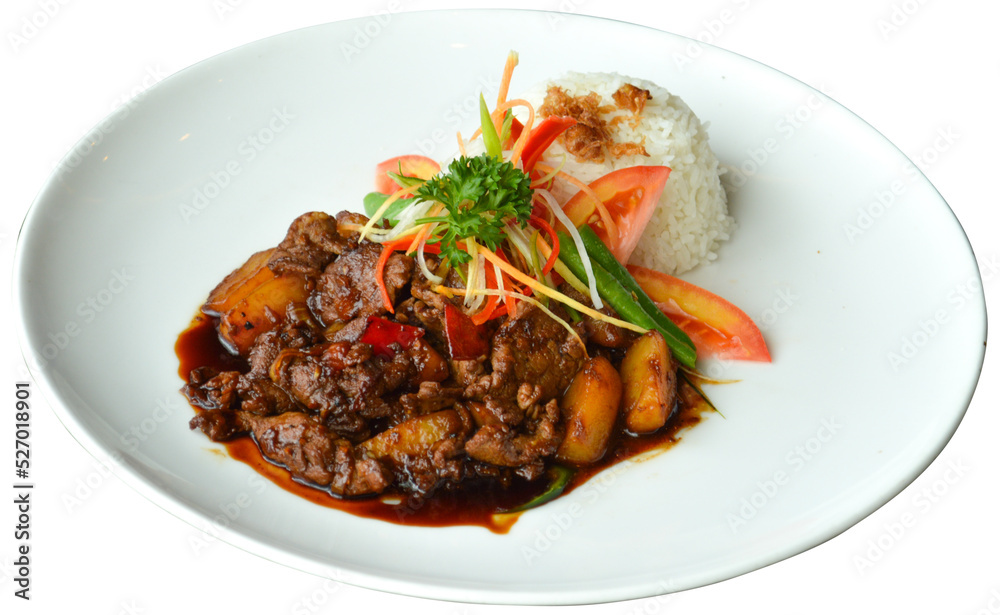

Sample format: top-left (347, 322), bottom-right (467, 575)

top-left (501, 465), bottom-right (574, 513)
top-left (557, 230), bottom-right (697, 368)
top-left (577, 226), bottom-right (696, 353)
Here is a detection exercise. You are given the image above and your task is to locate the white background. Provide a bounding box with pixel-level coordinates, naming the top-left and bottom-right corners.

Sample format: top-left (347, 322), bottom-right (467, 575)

top-left (2, 0), bottom-right (997, 613)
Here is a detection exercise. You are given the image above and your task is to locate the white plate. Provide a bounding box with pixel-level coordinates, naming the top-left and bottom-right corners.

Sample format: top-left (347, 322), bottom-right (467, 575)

top-left (13, 9), bottom-right (986, 605)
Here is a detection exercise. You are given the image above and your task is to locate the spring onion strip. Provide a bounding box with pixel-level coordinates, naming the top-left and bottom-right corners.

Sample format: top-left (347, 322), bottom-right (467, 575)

top-left (529, 153), bottom-right (566, 188)
top-left (416, 238), bottom-right (443, 285)
top-left (358, 183), bottom-right (421, 242)
top-left (504, 222), bottom-right (552, 296)
top-left (464, 288), bottom-right (587, 356)
top-left (552, 258), bottom-right (589, 295)
top-left (405, 202), bottom-right (445, 255)
top-left (493, 261), bottom-right (508, 313)
top-left (492, 98), bottom-right (534, 168)
top-left (529, 231), bottom-right (590, 296)
top-left (535, 188), bottom-right (603, 310)
top-left (478, 244), bottom-right (645, 334)
top-left (472, 254), bottom-right (487, 311)
top-left (382, 198), bottom-right (434, 242)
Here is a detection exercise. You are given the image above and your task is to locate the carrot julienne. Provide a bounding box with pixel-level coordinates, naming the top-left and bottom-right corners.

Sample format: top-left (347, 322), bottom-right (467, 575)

top-left (533, 162), bottom-right (619, 242)
top-left (375, 237), bottom-right (441, 313)
top-left (477, 244), bottom-right (646, 334)
top-left (496, 50), bottom-right (518, 109)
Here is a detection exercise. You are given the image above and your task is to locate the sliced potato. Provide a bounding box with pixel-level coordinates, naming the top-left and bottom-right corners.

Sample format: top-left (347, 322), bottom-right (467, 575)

top-left (620, 330), bottom-right (677, 434)
top-left (555, 356), bottom-right (622, 465)
top-left (219, 274), bottom-right (310, 354)
top-left (359, 410), bottom-right (462, 462)
top-left (202, 248), bottom-right (276, 316)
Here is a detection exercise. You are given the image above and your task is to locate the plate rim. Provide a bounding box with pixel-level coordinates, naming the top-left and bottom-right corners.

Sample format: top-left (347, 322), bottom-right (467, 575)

top-left (11, 8), bottom-right (988, 605)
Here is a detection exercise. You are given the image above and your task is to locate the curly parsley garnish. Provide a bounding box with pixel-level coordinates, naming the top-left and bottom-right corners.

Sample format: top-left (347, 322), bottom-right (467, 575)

top-left (415, 153), bottom-right (533, 267)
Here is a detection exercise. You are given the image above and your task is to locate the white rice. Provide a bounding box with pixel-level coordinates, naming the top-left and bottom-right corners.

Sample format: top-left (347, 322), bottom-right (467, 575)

top-left (519, 72), bottom-right (733, 275)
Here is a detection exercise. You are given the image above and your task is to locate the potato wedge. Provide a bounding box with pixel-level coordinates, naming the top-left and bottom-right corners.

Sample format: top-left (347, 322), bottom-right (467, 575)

top-left (620, 330), bottom-right (677, 434)
top-left (555, 356), bottom-right (622, 465)
top-left (202, 249), bottom-right (277, 316)
top-left (219, 274), bottom-right (310, 354)
top-left (359, 410), bottom-right (462, 463)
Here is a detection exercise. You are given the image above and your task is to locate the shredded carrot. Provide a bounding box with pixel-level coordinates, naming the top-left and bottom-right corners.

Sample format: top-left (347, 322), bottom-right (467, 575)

top-left (528, 215), bottom-right (559, 275)
top-left (496, 50), bottom-right (518, 109)
top-left (493, 99), bottom-right (535, 167)
top-left (469, 265), bottom-right (500, 325)
top-left (375, 236), bottom-right (444, 313)
top-left (478, 244), bottom-right (646, 333)
top-left (456, 131), bottom-right (467, 157)
top-left (374, 237), bottom-right (415, 313)
top-left (533, 162), bottom-right (619, 242)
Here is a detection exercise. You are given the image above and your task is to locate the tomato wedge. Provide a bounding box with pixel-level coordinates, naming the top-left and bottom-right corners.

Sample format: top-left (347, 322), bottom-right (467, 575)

top-left (627, 264), bottom-right (771, 362)
top-left (374, 155), bottom-right (440, 195)
top-left (562, 166), bottom-right (671, 264)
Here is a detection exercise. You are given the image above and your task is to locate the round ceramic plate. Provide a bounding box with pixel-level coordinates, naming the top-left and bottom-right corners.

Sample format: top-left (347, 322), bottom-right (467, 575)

top-left (13, 9), bottom-right (986, 605)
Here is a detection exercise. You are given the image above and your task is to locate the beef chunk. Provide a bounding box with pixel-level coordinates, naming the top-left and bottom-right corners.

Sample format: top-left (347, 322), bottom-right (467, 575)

top-left (464, 399), bottom-right (562, 468)
top-left (241, 411), bottom-right (391, 496)
top-left (398, 382), bottom-right (464, 419)
top-left (313, 243), bottom-right (413, 325)
top-left (267, 212), bottom-right (350, 277)
top-left (269, 341), bottom-right (418, 438)
top-left (485, 303), bottom-right (586, 408)
top-left (189, 407), bottom-right (247, 441)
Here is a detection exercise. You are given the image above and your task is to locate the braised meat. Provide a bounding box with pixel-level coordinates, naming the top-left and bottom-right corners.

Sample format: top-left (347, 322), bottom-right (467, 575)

top-left (182, 211), bottom-right (681, 508)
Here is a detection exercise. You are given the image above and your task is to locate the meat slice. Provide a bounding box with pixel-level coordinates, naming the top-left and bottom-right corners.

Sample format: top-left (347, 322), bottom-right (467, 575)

top-left (240, 411), bottom-right (391, 496)
top-left (189, 407), bottom-right (247, 441)
top-left (269, 340), bottom-right (420, 438)
top-left (312, 243), bottom-right (413, 325)
top-left (464, 399), bottom-right (562, 469)
top-left (398, 382), bottom-right (464, 419)
top-left (267, 212), bottom-right (351, 277)
top-left (486, 303), bottom-right (586, 408)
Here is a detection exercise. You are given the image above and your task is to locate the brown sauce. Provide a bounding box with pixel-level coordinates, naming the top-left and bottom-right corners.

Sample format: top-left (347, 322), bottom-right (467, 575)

top-left (176, 315), bottom-right (713, 533)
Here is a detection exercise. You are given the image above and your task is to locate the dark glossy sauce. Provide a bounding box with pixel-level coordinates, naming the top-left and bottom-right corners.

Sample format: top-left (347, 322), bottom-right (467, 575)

top-left (176, 316), bottom-right (712, 533)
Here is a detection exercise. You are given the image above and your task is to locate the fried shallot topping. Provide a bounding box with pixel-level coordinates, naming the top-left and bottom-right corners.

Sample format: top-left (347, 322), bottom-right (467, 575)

top-left (538, 84), bottom-right (650, 163)
top-left (612, 83), bottom-right (652, 114)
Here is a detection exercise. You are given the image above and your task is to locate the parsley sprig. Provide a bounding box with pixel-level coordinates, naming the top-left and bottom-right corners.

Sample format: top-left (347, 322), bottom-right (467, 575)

top-left (415, 154), bottom-right (533, 267)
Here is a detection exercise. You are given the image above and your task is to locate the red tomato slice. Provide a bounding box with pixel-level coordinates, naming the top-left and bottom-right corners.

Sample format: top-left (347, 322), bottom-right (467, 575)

top-left (374, 155), bottom-right (440, 195)
top-left (562, 166), bottom-right (671, 264)
top-left (628, 264), bottom-right (771, 362)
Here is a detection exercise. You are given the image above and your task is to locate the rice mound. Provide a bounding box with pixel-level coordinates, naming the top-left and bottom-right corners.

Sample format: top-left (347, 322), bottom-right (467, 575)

top-left (521, 72), bottom-right (733, 276)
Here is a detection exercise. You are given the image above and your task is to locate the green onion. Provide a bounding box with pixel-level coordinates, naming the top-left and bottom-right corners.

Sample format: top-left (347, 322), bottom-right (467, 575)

top-left (577, 225), bottom-right (696, 355)
top-left (556, 230), bottom-right (697, 368)
top-left (479, 93), bottom-right (502, 159)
